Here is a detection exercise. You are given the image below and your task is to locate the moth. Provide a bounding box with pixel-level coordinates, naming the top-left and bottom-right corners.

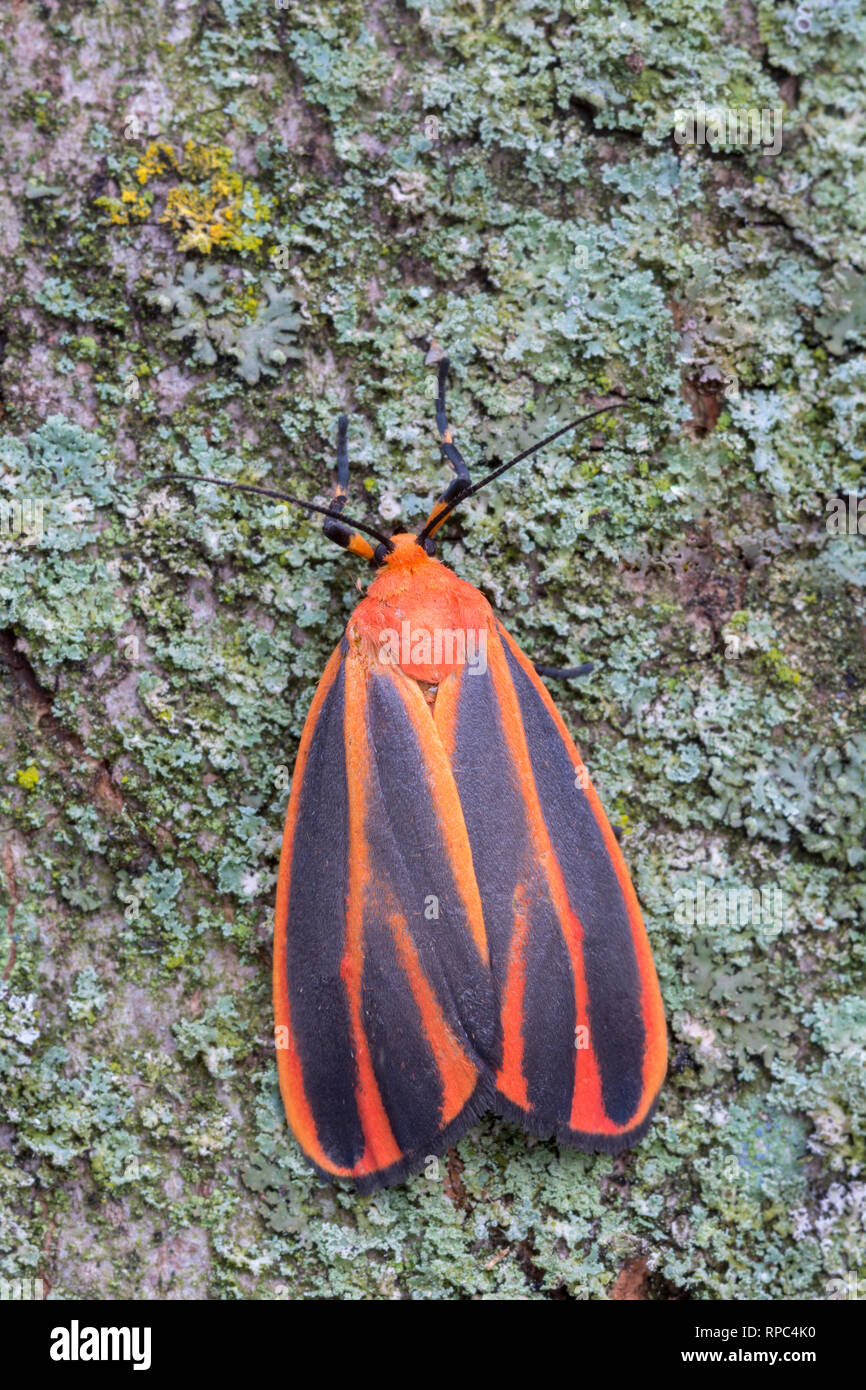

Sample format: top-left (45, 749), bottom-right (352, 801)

top-left (163, 358), bottom-right (666, 1190)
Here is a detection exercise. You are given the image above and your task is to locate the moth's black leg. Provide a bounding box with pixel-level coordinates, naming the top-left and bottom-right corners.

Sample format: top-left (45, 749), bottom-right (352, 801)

top-left (534, 661), bottom-right (594, 679)
top-left (322, 415), bottom-right (379, 562)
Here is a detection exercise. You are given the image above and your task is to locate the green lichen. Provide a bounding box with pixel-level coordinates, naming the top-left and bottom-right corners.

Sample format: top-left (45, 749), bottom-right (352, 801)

top-left (147, 263), bottom-right (303, 382)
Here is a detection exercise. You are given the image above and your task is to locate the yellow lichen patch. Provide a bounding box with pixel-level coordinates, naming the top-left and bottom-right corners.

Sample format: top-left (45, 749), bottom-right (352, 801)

top-left (94, 138), bottom-right (272, 255)
top-left (236, 284), bottom-right (260, 316)
top-left (135, 140), bottom-right (180, 185)
top-left (16, 765), bottom-right (39, 790)
top-left (95, 186), bottom-right (151, 224)
top-left (177, 139), bottom-right (234, 181)
top-left (160, 186), bottom-right (236, 254)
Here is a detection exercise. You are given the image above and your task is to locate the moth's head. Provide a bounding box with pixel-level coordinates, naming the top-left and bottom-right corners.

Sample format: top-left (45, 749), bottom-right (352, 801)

top-left (374, 530), bottom-right (437, 568)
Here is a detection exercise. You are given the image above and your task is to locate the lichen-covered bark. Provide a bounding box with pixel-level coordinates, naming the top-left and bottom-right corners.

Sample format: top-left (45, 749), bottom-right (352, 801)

top-left (1, 0), bottom-right (864, 1300)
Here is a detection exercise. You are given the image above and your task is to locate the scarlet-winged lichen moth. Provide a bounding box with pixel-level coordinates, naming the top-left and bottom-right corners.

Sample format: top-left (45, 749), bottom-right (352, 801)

top-left (160, 358), bottom-right (667, 1190)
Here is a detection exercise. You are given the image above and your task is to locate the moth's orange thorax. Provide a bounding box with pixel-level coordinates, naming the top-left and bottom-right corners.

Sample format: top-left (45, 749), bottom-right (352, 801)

top-left (347, 534), bottom-right (493, 683)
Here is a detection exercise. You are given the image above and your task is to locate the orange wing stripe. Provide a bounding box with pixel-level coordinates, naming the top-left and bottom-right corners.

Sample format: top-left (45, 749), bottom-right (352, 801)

top-left (389, 911), bottom-right (478, 1125)
top-left (494, 882), bottom-right (531, 1109)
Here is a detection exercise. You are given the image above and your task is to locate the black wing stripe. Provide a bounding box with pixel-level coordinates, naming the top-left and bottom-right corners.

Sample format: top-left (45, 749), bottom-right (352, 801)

top-left (284, 660), bottom-right (364, 1169)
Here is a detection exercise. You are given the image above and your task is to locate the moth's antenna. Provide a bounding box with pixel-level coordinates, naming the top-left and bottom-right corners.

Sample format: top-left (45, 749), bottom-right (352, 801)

top-left (417, 399), bottom-right (628, 543)
top-left (150, 473), bottom-right (395, 551)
